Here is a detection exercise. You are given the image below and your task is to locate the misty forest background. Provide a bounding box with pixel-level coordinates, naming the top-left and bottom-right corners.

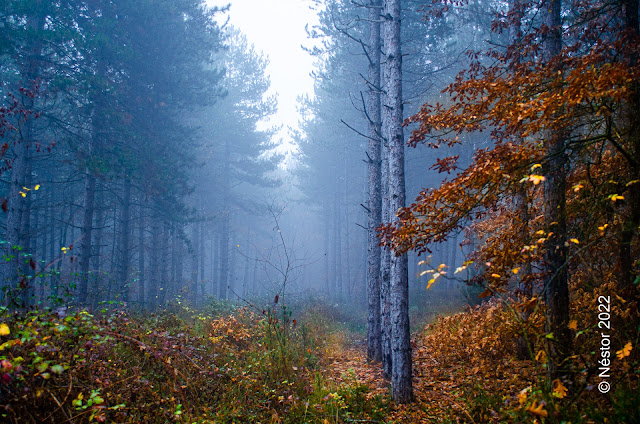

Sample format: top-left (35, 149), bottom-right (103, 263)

top-left (0, 0), bottom-right (639, 423)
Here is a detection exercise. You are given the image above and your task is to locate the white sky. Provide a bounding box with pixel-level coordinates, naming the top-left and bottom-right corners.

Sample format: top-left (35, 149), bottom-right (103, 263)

top-left (207, 0), bottom-right (320, 152)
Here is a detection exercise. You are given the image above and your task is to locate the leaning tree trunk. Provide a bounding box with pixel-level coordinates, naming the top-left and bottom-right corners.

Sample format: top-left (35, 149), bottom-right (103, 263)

top-left (542, 0), bottom-right (571, 382)
top-left (382, 0), bottom-right (413, 403)
top-left (366, 0), bottom-right (383, 364)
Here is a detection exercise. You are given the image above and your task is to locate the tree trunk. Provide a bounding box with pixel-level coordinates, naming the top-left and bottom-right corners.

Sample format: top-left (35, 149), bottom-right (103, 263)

top-left (49, 193), bottom-right (58, 301)
top-left (324, 199), bottom-right (331, 297)
top-left (150, 209), bottom-right (160, 309)
top-left (382, 0), bottom-right (412, 403)
top-left (334, 192), bottom-right (343, 300)
top-left (92, 186), bottom-right (105, 306)
top-left (175, 227), bottom-right (184, 299)
top-left (219, 214), bottom-right (229, 301)
top-left (5, 9), bottom-right (44, 307)
top-left (137, 203), bottom-right (146, 309)
top-left (619, 0), bottom-right (640, 291)
top-left (119, 178), bottom-right (131, 302)
top-left (381, 120), bottom-right (392, 380)
top-left (366, 0), bottom-right (383, 364)
top-left (78, 174), bottom-right (96, 306)
top-left (159, 221), bottom-right (169, 308)
top-left (211, 231), bottom-right (218, 297)
top-left (542, 0), bottom-right (571, 381)
top-left (200, 220), bottom-right (206, 300)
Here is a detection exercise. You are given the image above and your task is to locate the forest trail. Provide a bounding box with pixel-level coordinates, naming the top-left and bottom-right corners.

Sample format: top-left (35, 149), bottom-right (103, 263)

top-left (324, 334), bottom-right (457, 422)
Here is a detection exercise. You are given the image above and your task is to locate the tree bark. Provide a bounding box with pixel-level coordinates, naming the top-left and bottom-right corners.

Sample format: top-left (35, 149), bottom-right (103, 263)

top-left (382, 0), bottom-right (412, 403)
top-left (91, 186), bottom-right (105, 306)
top-left (191, 222), bottom-right (199, 306)
top-left (381, 117), bottom-right (392, 379)
top-left (366, 0), bottom-right (383, 364)
top-left (334, 191), bottom-right (343, 300)
top-left (118, 178), bottom-right (131, 302)
top-left (219, 214), bottom-right (229, 300)
top-left (159, 221), bottom-right (169, 308)
top-left (78, 174), bottom-right (96, 306)
top-left (150, 209), bottom-right (160, 309)
top-left (5, 8), bottom-right (44, 307)
top-left (542, 0), bottom-right (571, 381)
top-left (137, 203), bottom-right (146, 309)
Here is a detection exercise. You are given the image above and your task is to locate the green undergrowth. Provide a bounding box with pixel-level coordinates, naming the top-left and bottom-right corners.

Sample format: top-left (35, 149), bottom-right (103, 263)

top-left (0, 302), bottom-right (389, 423)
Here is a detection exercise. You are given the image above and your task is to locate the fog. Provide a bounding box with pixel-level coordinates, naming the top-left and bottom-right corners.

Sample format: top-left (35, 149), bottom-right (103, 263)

top-left (0, 0), bottom-right (494, 320)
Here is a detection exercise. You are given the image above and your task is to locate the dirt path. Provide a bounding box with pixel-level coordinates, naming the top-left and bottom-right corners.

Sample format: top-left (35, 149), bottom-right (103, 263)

top-left (324, 337), bottom-right (453, 423)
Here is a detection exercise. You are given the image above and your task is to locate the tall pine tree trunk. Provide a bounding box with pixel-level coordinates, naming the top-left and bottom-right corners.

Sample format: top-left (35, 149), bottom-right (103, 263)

top-left (159, 221), bottom-right (169, 308)
top-left (382, 0), bottom-right (412, 403)
top-left (78, 174), bottom-right (96, 306)
top-left (6, 9), bottom-right (44, 307)
top-left (119, 178), bottom-right (131, 302)
top-left (334, 191), bottom-right (343, 300)
top-left (191, 222), bottom-right (199, 307)
top-left (381, 118), bottom-right (392, 379)
top-left (366, 0), bottom-right (383, 364)
top-left (542, 0), bottom-right (571, 381)
top-left (219, 214), bottom-right (229, 300)
top-left (150, 209), bottom-right (160, 309)
top-left (91, 186), bottom-right (105, 306)
top-left (619, 0), bottom-right (640, 290)
top-left (137, 203), bottom-right (146, 309)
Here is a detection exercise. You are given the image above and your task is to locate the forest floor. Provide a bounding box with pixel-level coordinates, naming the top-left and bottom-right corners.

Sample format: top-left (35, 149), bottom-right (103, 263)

top-left (0, 295), bottom-right (637, 423)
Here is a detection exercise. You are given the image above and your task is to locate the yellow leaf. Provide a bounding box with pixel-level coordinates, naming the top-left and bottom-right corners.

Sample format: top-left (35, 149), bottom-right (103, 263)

top-left (0, 323), bottom-right (9, 336)
top-left (552, 379), bottom-right (568, 399)
top-left (530, 163), bottom-right (542, 171)
top-left (572, 183), bottom-right (584, 192)
top-left (426, 278), bottom-right (437, 290)
top-left (518, 387), bottom-right (531, 405)
top-left (19, 192), bottom-right (26, 198)
top-left (491, 273), bottom-right (501, 278)
top-left (569, 238), bottom-right (579, 244)
top-left (616, 341), bottom-right (632, 359)
top-left (526, 401), bottom-right (548, 417)
top-left (528, 175), bottom-right (546, 185)
top-left (568, 320), bottom-right (577, 330)
top-left (34, 184), bottom-right (40, 191)
top-left (512, 267), bottom-right (520, 274)
top-left (535, 350), bottom-right (547, 364)
top-left (609, 194), bottom-right (624, 202)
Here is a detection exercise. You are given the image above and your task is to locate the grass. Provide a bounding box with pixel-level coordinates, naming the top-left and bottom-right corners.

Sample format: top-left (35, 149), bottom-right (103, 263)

top-left (0, 301), bottom-right (390, 423)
